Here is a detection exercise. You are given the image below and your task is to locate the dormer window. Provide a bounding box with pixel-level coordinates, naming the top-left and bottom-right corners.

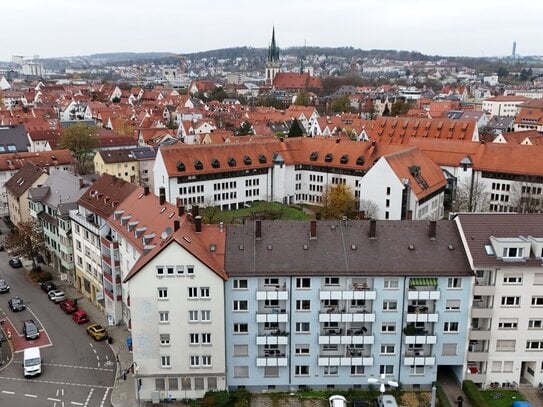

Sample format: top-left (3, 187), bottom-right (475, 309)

top-left (324, 153), bottom-right (333, 163)
top-left (176, 161), bottom-right (185, 172)
top-left (258, 154), bottom-right (266, 164)
top-left (340, 154), bottom-right (349, 164)
top-left (228, 157), bottom-right (236, 167)
top-left (194, 160), bottom-right (203, 170)
top-left (503, 247), bottom-right (523, 259)
top-left (356, 156), bottom-right (365, 166)
top-left (309, 152), bottom-right (318, 161)
top-left (211, 159), bottom-right (220, 169)
top-left (243, 155), bottom-right (252, 165)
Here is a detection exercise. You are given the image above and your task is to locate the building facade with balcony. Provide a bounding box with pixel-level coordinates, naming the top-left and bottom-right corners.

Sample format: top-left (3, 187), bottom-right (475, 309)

top-left (456, 213), bottom-right (543, 389)
top-left (70, 174), bottom-right (138, 318)
top-left (224, 219), bottom-right (473, 391)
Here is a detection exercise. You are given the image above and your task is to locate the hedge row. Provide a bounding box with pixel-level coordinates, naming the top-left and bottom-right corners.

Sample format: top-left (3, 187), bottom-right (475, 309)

top-left (462, 380), bottom-right (485, 407)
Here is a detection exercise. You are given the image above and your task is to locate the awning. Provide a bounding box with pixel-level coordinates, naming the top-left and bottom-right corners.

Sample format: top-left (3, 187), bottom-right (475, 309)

top-left (409, 277), bottom-right (437, 287)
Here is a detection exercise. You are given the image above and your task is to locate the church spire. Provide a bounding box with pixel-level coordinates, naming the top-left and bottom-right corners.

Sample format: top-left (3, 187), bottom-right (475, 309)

top-left (268, 26), bottom-right (279, 63)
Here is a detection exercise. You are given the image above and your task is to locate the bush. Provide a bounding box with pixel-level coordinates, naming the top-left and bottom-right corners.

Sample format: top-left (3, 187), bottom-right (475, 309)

top-left (202, 390), bottom-right (230, 407)
top-left (462, 380), bottom-right (485, 407)
top-left (36, 270), bottom-right (52, 282)
top-left (434, 382), bottom-right (452, 407)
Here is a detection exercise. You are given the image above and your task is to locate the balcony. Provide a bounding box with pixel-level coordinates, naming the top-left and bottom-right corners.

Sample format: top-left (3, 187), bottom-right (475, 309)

top-left (102, 253), bottom-right (120, 268)
top-left (318, 356), bottom-right (373, 366)
top-left (466, 364), bottom-right (486, 383)
top-left (405, 335), bottom-right (437, 345)
top-left (467, 351), bottom-right (489, 362)
top-left (404, 356), bottom-right (436, 366)
top-left (318, 334), bottom-right (375, 345)
top-left (256, 356), bottom-right (288, 367)
top-left (256, 290), bottom-right (288, 301)
top-left (256, 312), bottom-right (288, 323)
top-left (407, 290), bottom-right (441, 300)
top-left (256, 334), bottom-right (288, 345)
top-left (258, 281), bottom-right (287, 292)
top-left (319, 312), bottom-right (375, 323)
top-left (470, 329), bottom-right (491, 340)
top-left (103, 270), bottom-right (121, 284)
top-left (104, 288), bottom-right (122, 302)
top-left (101, 235), bottom-right (119, 249)
top-left (320, 290), bottom-right (377, 301)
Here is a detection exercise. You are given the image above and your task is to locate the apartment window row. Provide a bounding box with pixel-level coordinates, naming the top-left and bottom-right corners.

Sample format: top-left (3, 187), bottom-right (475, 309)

top-left (309, 184), bottom-right (323, 192)
top-left (309, 174), bottom-right (324, 182)
top-left (245, 189), bottom-right (260, 197)
top-left (189, 355), bottom-right (212, 367)
top-left (156, 264), bottom-right (195, 276)
top-left (491, 182), bottom-right (511, 191)
top-left (245, 179), bottom-right (260, 187)
top-left (213, 181), bottom-right (237, 191)
top-left (189, 310), bottom-right (211, 322)
top-left (214, 192), bottom-right (237, 201)
top-left (180, 185), bottom-right (204, 194)
top-left (189, 333), bottom-right (212, 345)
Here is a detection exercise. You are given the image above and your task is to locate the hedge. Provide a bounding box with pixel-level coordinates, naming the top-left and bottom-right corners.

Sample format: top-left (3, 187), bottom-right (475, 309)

top-left (433, 382), bottom-right (452, 407)
top-left (462, 380), bottom-right (485, 407)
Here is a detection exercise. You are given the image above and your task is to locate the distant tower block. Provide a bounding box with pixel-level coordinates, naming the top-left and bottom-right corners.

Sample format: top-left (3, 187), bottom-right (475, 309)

top-left (512, 41), bottom-right (516, 58)
top-left (265, 27), bottom-right (281, 85)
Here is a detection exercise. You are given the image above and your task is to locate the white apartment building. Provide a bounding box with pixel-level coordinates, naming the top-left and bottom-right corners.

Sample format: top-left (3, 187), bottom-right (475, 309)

top-left (482, 96), bottom-right (529, 117)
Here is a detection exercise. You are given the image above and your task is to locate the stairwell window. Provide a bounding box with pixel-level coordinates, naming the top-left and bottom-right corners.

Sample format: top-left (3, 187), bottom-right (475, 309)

top-left (383, 300), bottom-right (398, 311)
top-left (159, 311), bottom-right (169, 323)
top-left (296, 278), bottom-right (311, 289)
top-left (161, 355), bottom-right (171, 368)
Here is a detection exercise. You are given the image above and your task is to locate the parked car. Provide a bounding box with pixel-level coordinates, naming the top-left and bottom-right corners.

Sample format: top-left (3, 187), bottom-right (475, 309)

top-left (8, 296), bottom-right (26, 312)
top-left (59, 299), bottom-right (78, 314)
top-left (48, 289), bottom-right (67, 303)
top-left (23, 319), bottom-right (40, 340)
top-left (329, 395), bottom-right (347, 407)
top-left (0, 279), bottom-right (10, 293)
top-left (86, 323), bottom-right (108, 341)
top-left (39, 281), bottom-right (56, 293)
top-left (8, 257), bottom-right (22, 268)
top-left (352, 400), bottom-right (371, 407)
top-left (72, 310), bottom-right (89, 324)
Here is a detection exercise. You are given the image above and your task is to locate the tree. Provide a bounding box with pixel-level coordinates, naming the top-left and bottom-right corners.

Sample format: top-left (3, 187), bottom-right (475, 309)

top-left (382, 103), bottom-right (391, 116)
top-left (391, 99), bottom-right (411, 116)
top-left (5, 221), bottom-right (47, 268)
top-left (510, 182), bottom-right (543, 213)
top-left (288, 118), bottom-right (304, 137)
top-left (497, 66), bottom-right (508, 78)
top-left (321, 184), bottom-right (358, 219)
top-left (115, 118), bottom-right (136, 137)
top-left (59, 123), bottom-right (99, 174)
top-left (330, 96), bottom-right (351, 113)
top-left (359, 199), bottom-right (379, 219)
top-left (208, 86), bottom-right (228, 102)
top-left (294, 90), bottom-right (309, 106)
top-left (236, 121), bottom-right (253, 136)
top-left (452, 176), bottom-right (490, 212)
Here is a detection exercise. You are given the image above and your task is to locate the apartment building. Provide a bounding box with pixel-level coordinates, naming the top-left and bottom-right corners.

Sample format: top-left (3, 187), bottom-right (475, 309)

top-left (456, 213), bottom-right (543, 388)
top-left (224, 219), bottom-right (473, 391)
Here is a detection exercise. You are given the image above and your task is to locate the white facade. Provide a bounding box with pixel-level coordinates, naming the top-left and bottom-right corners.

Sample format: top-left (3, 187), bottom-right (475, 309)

top-left (130, 241), bottom-right (226, 401)
top-left (482, 99), bottom-right (525, 117)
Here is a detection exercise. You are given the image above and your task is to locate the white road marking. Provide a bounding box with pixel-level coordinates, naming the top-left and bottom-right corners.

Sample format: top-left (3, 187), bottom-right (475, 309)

top-left (0, 376), bottom-right (112, 389)
top-left (24, 393), bottom-right (38, 398)
top-left (100, 387), bottom-right (110, 407)
top-left (48, 398), bottom-right (61, 402)
top-left (83, 388), bottom-right (94, 407)
top-left (43, 363), bottom-right (114, 372)
top-left (2, 390), bottom-right (14, 394)
top-left (71, 403), bottom-right (84, 406)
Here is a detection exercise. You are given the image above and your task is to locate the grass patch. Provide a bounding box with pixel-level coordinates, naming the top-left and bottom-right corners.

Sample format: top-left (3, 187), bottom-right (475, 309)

top-left (202, 201), bottom-right (311, 224)
top-left (481, 390), bottom-right (524, 407)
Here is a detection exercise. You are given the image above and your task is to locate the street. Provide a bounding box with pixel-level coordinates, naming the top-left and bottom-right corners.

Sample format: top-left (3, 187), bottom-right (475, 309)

top-left (0, 247), bottom-right (116, 406)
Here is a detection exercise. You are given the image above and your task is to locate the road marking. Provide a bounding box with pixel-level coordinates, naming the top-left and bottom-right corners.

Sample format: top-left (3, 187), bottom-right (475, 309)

top-left (2, 390), bottom-right (14, 394)
top-left (83, 388), bottom-right (94, 407)
top-left (0, 376), bottom-right (113, 389)
top-left (72, 403), bottom-right (84, 406)
top-left (100, 387), bottom-right (110, 407)
top-left (48, 398), bottom-right (61, 402)
top-left (43, 363), bottom-right (114, 372)
top-left (24, 393), bottom-right (38, 398)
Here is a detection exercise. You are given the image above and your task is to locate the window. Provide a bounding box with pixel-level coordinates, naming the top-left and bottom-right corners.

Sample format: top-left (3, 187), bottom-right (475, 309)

top-left (380, 345), bottom-right (395, 355)
top-left (324, 366), bottom-right (339, 376)
top-left (410, 365), bottom-right (425, 375)
top-left (447, 278), bottom-right (462, 288)
top-left (351, 365), bottom-right (365, 376)
top-left (233, 300), bottom-right (248, 311)
top-left (201, 310), bottom-right (210, 321)
top-left (491, 361), bottom-right (501, 372)
top-left (529, 319), bottom-right (543, 329)
top-left (383, 278), bottom-right (399, 289)
top-left (233, 323), bottom-right (248, 334)
top-left (526, 341), bottom-right (543, 350)
top-left (264, 366), bottom-right (279, 378)
top-left (296, 322), bottom-right (310, 333)
top-left (159, 311), bottom-right (169, 323)
top-left (296, 300), bottom-right (311, 311)
top-left (296, 278), bottom-right (311, 289)
top-left (503, 247), bottom-right (524, 258)
top-left (189, 310), bottom-right (199, 322)
top-left (443, 322), bottom-right (459, 332)
top-left (264, 278), bottom-right (279, 287)
top-left (233, 279), bottom-right (248, 289)
top-left (187, 265), bottom-right (194, 275)
top-left (295, 345), bottom-right (310, 355)
top-left (503, 361), bottom-right (514, 372)
top-left (201, 333), bottom-right (211, 344)
top-left (158, 288), bottom-right (168, 299)
top-left (234, 344), bottom-right (248, 356)
top-left (264, 299), bottom-right (279, 308)
top-left (445, 299), bottom-right (460, 311)
top-left (200, 287), bottom-right (210, 298)
top-left (498, 319), bottom-right (518, 330)
top-left (379, 365), bottom-right (394, 375)
top-left (295, 365), bottom-right (309, 376)
top-left (496, 339), bottom-right (516, 351)
top-left (176, 265), bottom-right (184, 275)
top-left (324, 277), bottom-right (339, 286)
top-left (503, 275), bottom-right (522, 284)
top-left (190, 333), bottom-right (199, 344)
top-left (188, 287), bottom-right (198, 298)
top-left (501, 296), bottom-right (520, 306)
top-left (166, 266), bottom-right (174, 275)
top-left (190, 356), bottom-right (200, 367)
top-left (381, 323), bottom-right (396, 333)
top-left (160, 334), bottom-right (170, 346)
top-left (383, 300), bottom-right (397, 311)
top-left (531, 296), bottom-right (543, 306)
top-left (202, 356), bottom-right (212, 366)
top-left (442, 343), bottom-right (457, 356)
top-left (161, 355), bottom-right (171, 368)
top-left (155, 378), bottom-right (165, 390)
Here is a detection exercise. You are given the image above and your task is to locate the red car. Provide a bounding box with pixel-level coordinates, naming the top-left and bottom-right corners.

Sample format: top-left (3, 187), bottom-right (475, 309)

top-left (59, 299), bottom-right (78, 314)
top-left (72, 310), bottom-right (89, 324)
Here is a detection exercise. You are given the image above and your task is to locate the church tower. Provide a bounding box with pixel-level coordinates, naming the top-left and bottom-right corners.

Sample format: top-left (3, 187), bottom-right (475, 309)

top-left (265, 27), bottom-right (280, 85)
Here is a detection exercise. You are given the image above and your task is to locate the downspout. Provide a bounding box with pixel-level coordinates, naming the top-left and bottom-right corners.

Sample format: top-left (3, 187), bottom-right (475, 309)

top-left (398, 276), bottom-right (408, 387)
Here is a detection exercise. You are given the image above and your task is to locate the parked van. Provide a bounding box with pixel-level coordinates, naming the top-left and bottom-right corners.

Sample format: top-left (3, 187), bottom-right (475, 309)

top-left (376, 395), bottom-right (398, 407)
top-left (23, 347), bottom-right (41, 377)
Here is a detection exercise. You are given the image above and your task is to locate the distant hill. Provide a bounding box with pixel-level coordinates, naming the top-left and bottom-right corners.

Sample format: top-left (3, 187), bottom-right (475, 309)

top-left (88, 52), bottom-right (178, 62)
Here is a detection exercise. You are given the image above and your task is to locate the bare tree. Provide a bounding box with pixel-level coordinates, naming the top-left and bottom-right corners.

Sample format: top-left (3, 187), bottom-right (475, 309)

top-left (510, 182), bottom-right (543, 213)
top-left (4, 220), bottom-right (48, 268)
top-left (453, 177), bottom-right (490, 212)
top-left (359, 199), bottom-right (379, 219)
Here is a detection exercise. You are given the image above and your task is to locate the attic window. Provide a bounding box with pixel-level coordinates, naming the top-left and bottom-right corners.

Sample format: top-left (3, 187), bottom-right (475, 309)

top-left (176, 161), bottom-right (186, 172)
top-left (194, 160), bottom-right (203, 170)
top-left (258, 154), bottom-right (266, 164)
top-left (324, 153), bottom-right (333, 163)
top-left (211, 159), bottom-right (220, 169)
top-left (340, 155), bottom-right (349, 164)
top-left (309, 152), bottom-right (318, 161)
top-left (243, 155), bottom-right (252, 165)
top-left (356, 156), bottom-right (365, 166)
top-left (228, 157), bottom-right (237, 167)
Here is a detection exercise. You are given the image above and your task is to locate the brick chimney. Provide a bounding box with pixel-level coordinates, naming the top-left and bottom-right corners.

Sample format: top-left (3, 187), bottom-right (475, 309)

top-left (195, 216), bottom-right (202, 233)
top-left (159, 187), bottom-right (166, 205)
top-left (310, 220), bottom-right (317, 239)
top-left (429, 220), bottom-right (437, 239)
top-left (369, 219), bottom-right (377, 239)
top-left (255, 220), bottom-right (262, 239)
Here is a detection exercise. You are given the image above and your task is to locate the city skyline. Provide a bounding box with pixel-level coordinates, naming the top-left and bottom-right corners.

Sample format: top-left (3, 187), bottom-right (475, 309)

top-left (1, 0), bottom-right (542, 61)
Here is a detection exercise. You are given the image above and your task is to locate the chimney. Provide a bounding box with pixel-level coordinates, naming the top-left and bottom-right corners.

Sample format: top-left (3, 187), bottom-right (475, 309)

top-left (369, 219), bottom-right (377, 239)
top-left (144, 186), bottom-right (150, 196)
top-left (79, 178), bottom-right (84, 189)
top-left (192, 205), bottom-right (199, 217)
top-left (195, 216), bottom-right (202, 233)
top-left (429, 220), bottom-right (437, 239)
top-left (371, 140), bottom-right (376, 147)
top-left (178, 205), bottom-right (185, 217)
top-left (315, 212), bottom-right (322, 220)
top-left (176, 197), bottom-right (183, 207)
top-left (310, 220), bottom-right (317, 239)
top-left (219, 222), bottom-right (224, 232)
top-left (173, 219), bottom-right (180, 232)
top-left (159, 187), bottom-right (166, 205)
top-left (255, 220), bottom-right (262, 239)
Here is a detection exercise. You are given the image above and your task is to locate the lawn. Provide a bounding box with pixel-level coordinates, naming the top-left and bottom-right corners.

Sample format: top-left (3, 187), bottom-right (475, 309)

top-left (203, 201), bottom-right (311, 224)
top-left (481, 390), bottom-right (525, 407)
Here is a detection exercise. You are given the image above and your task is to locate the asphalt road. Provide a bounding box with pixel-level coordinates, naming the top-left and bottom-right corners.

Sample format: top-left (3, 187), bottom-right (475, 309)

top-left (0, 249), bottom-right (116, 406)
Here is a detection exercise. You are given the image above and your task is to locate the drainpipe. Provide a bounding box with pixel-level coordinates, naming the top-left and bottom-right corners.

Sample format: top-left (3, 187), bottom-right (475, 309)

top-left (398, 276), bottom-right (408, 387)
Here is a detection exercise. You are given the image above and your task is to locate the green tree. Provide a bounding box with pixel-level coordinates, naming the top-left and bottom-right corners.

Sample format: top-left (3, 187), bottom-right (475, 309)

top-left (236, 121), bottom-right (253, 136)
top-left (496, 67), bottom-right (508, 77)
top-left (5, 221), bottom-right (47, 268)
top-left (288, 118), bottom-right (304, 137)
top-left (330, 96), bottom-right (351, 113)
top-left (322, 184), bottom-right (358, 219)
top-left (294, 90), bottom-right (309, 106)
top-left (208, 86), bottom-right (228, 102)
top-left (59, 123), bottom-right (99, 174)
top-left (391, 99), bottom-right (411, 116)
top-left (382, 103), bottom-right (391, 116)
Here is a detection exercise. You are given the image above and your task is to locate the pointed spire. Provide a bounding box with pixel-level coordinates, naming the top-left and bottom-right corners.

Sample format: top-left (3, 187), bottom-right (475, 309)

top-left (268, 26), bottom-right (279, 63)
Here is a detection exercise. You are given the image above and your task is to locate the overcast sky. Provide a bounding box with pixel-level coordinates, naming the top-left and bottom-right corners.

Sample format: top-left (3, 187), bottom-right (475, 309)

top-left (1, 0), bottom-right (541, 61)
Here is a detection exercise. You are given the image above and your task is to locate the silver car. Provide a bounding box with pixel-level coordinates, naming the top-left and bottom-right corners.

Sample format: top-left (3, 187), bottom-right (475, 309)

top-left (0, 279), bottom-right (10, 293)
top-left (48, 289), bottom-right (67, 303)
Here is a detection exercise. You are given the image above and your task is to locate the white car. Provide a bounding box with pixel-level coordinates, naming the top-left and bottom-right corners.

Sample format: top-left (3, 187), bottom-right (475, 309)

top-left (48, 289), bottom-right (67, 303)
top-left (329, 395), bottom-right (347, 407)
